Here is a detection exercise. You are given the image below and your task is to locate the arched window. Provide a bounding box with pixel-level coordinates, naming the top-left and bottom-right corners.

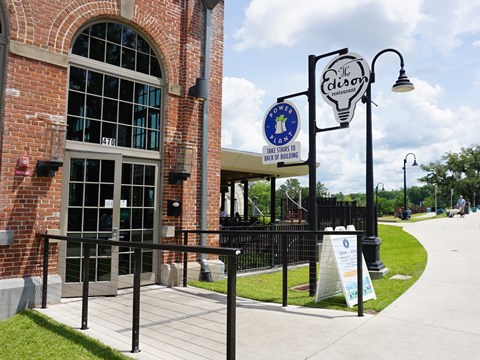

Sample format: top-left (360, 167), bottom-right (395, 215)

top-left (67, 22), bottom-right (164, 151)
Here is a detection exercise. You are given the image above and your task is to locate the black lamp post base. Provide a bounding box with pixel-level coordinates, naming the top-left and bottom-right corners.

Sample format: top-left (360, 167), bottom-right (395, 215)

top-left (362, 235), bottom-right (386, 271)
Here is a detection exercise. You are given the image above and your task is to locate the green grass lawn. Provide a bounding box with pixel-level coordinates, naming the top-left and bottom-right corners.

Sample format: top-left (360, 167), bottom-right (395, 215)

top-left (0, 310), bottom-right (130, 360)
top-left (191, 224), bottom-right (427, 313)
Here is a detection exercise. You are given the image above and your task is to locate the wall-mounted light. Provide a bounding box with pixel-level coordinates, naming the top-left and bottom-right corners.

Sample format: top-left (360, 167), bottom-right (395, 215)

top-left (169, 143), bottom-right (194, 184)
top-left (188, 77), bottom-right (208, 101)
top-left (167, 200), bottom-right (182, 216)
top-left (37, 121), bottom-right (67, 177)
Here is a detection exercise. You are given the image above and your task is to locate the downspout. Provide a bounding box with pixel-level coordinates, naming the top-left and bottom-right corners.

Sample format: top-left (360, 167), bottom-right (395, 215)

top-left (200, 0), bottom-right (221, 281)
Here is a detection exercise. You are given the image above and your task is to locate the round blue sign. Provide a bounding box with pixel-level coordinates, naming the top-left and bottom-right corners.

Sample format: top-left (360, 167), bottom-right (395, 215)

top-left (263, 101), bottom-right (300, 146)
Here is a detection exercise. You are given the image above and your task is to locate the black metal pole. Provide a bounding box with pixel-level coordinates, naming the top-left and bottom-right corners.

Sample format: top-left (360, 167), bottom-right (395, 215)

top-left (270, 176), bottom-right (276, 223)
top-left (131, 247), bottom-right (141, 353)
top-left (183, 232), bottom-right (188, 287)
top-left (81, 243), bottom-right (90, 330)
top-left (403, 158), bottom-right (407, 219)
top-left (282, 234), bottom-right (288, 307)
top-left (307, 54), bottom-right (318, 297)
top-left (226, 254), bottom-right (237, 360)
top-left (41, 236), bottom-right (49, 309)
top-left (356, 233), bottom-right (364, 317)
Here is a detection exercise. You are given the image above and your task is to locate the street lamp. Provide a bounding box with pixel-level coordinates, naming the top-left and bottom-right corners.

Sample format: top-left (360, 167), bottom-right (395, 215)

top-left (364, 49), bottom-right (414, 273)
top-left (375, 182), bottom-right (384, 237)
top-left (403, 153), bottom-right (418, 220)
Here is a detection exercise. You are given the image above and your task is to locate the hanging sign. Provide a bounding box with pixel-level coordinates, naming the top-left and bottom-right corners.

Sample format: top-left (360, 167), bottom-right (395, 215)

top-left (262, 101), bottom-right (301, 164)
top-left (316, 226), bottom-right (376, 308)
top-left (320, 52), bottom-right (370, 125)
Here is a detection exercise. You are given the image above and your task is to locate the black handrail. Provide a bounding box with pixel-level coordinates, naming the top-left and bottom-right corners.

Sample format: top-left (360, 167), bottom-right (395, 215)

top-left (38, 233), bottom-right (242, 360)
top-left (178, 229), bottom-right (365, 317)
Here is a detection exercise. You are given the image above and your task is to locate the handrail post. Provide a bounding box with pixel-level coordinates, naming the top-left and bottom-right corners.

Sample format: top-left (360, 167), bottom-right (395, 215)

top-left (41, 235), bottom-right (49, 309)
top-left (226, 253), bottom-right (237, 360)
top-left (356, 233), bottom-right (364, 317)
top-left (183, 232), bottom-right (188, 287)
top-left (282, 233), bottom-right (288, 307)
top-left (81, 243), bottom-right (91, 330)
top-left (132, 247), bottom-right (141, 353)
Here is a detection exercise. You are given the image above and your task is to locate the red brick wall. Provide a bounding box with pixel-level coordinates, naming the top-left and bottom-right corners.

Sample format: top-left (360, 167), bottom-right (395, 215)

top-left (0, 0), bottom-right (224, 279)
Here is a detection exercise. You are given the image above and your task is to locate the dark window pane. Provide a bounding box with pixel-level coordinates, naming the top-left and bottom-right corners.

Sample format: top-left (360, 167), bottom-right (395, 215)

top-left (101, 121), bottom-right (116, 140)
top-left (84, 184), bottom-right (99, 206)
top-left (121, 48), bottom-right (135, 70)
top-left (132, 209), bottom-right (142, 228)
top-left (143, 230), bottom-right (153, 243)
top-left (120, 208), bottom-right (130, 229)
top-left (67, 208), bottom-right (82, 231)
top-left (99, 209), bottom-right (113, 231)
top-left (101, 160), bottom-right (115, 182)
top-left (121, 186), bottom-right (131, 205)
top-left (107, 23), bottom-right (122, 44)
top-left (69, 67), bottom-right (86, 91)
top-left (66, 259), bottom-right (81, 282)
top-left (100, 185), bottom-right (114, 206)
top-left (87, 71), bottom-right (103, 95)
top-left (118, 102), bottom-right (132, 125)
top-left (88, 258), bottom-right (96, 281)
top-left (90, 23), bottom-right (106, 39)
top-left (137, 36), bottom-right (150, 53)
top-left (131, 230), bottom-right (142, 242)
top-left (132, 127), bottom-right (145, 149)
top-left (69, 183), bottom-right (84, 206)
top-left (122, 164), bottom-right (132, 184)
top-left (90, 37), bottom-right (105, 62)
top-left (70, 159), bottom-right (85, 181)
top-left (84, 120), bottom-right (100, 143)
top-left (86, 95), bottom-right (101, 119)
top-left (117, 125), bottom-right (131, 148)
top-left (147, 130), bottom-right (159, 151)
top-left (66, 242), bottom-right (82, 257)
top-left (148, 108), bottom-right (160, 129)
top-left (106, 43), bottom-right (120, 66)
top-left (84, 208), bottom-right (98, 231)
top-left (122, 26), bottom-right (136, 48)
top-left (119, 253), bottom-right (130, 275)
top-left (68, 91), bottom-right (85, 117)
top-left (133, 165), bottom-right (143, 185)
top-left (144, 166), bottom-right (155, 186)
top-left (85, 159), bottom-right (100, 182)
top-left (135, 84), bottom-right (148, 105)
top-left (144, 209), bottom-right (154, 228)
top-left (104, 75), bottom-right (119, 99)
top-left (142, 251), bottom-right (153, 272)
top-left (144, 187), bottom-right (155, 207)
top-left (120, 80), bottom-right (133, 101)
top-left (72, 34), bottom-right (89, 57)
top-left (134, 105), bottom-right (146, 127)
top-left (149, 87), bottom-right (161, 108)
top-left (136, 52), bottom-right (149, 74)
top-left (67, 116), bottom-right (84, 141)
top-left (102, 99), bottom-right (117, 122)
top-left (132, 187), bottom-right (143, 207)
top-left (97, 258), bottom-right (111, 281)
top-left (150, 57), bottom-right (162, 77)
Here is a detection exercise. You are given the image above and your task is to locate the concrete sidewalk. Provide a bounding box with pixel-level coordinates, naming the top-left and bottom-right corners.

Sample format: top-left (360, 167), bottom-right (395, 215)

top-left (38, 211), bottom-right (480, 359)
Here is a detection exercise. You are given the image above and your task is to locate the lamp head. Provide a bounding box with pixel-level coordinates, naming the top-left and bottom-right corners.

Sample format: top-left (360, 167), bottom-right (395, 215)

top-left (392, 68), bottom-right (414, 93)
top-left (412, 159), bottom-right (418, 166)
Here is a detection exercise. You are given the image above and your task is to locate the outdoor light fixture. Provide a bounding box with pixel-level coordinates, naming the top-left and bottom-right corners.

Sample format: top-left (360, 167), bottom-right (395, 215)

top-left (403, 153), bottom-right (418, 220)
top-left (188, 77), bottom-right (208, 101)
top-left (363, 48), bottom-right (414, 273)
top-left (167, 200), bottom-right (182, 216)
top-left (37, 121), bottom-right (67, 177)
top-left (169, 143), bottom-right (194, 184)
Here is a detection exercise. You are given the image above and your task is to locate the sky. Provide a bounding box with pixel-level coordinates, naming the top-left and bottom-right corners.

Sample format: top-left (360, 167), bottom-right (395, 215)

top-left (220, 0), bottom-right (480, 195)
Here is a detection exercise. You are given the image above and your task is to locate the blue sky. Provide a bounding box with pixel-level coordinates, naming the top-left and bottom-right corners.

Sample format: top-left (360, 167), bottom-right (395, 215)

top-left (220, 0), bottom-right (480, 194)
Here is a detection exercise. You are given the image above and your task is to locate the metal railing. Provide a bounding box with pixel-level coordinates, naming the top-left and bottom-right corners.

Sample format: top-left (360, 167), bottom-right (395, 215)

top-left (38, 233), bottom-right (242, 360)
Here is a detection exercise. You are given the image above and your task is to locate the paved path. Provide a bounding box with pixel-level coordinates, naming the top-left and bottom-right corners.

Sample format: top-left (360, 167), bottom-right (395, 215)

top-left (38, 212), bottom-right (480, 359)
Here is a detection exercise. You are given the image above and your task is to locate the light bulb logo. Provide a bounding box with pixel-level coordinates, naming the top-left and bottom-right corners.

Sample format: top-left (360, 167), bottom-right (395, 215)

top-left (320, 52), bottom-right (370, 124)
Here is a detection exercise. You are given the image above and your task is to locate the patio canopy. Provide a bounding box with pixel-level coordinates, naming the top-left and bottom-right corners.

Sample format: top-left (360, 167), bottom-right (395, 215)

top-left (221, 148), bottom-right (315, 185)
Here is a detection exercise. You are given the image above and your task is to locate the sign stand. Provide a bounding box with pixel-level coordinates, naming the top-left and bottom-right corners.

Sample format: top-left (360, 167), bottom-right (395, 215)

top-left (315, 226), bottom-right (376, 307)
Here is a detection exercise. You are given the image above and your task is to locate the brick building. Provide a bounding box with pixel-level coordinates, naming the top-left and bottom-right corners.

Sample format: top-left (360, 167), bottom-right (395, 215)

top-left (0, 0), bottom-right (224, 319)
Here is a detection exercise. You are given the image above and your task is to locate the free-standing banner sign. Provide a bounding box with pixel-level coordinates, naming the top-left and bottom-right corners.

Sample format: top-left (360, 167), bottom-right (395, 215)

top-left (262, 101), bottom-right (301, 164)
top-left (320, 52), bottom-right (370, 125)
top-left (315, 227), bottom-right (376, 308)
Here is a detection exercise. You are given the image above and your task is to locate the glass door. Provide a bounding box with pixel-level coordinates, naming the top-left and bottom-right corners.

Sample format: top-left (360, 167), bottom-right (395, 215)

top-left (60, 151), bottom-right (122, 297)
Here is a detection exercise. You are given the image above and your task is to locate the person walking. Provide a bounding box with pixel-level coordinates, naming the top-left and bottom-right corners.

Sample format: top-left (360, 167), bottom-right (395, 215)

top-left (457, 195), bottom-right (466, 217)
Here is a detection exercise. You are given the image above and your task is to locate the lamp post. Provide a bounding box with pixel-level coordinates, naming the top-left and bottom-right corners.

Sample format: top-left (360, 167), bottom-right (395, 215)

top-left (402, 153), bottom-right (418, 220)
top-left (375, 182), bottom-right (384, 237)
top-left (364, 49), bottom-right (414, 272)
